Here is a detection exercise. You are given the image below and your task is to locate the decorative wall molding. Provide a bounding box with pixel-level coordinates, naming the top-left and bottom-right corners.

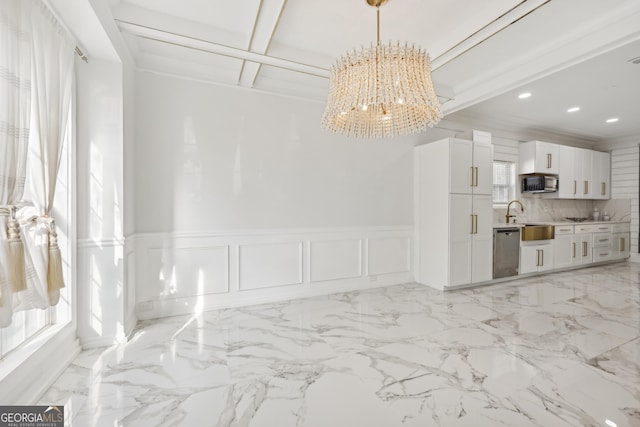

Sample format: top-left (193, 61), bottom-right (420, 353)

top-left (77, 237), bottom-right (126, 248)
top-left (133, 227), bottom-right (413, 320)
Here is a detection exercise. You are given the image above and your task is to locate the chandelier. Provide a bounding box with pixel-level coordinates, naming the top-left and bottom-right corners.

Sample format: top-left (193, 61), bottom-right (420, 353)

top-left (321, 0), bottom-right (442, 139)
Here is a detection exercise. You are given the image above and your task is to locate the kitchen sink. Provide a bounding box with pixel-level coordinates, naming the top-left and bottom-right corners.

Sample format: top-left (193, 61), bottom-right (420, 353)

top-left (521, 224), bottom-right (555, 241)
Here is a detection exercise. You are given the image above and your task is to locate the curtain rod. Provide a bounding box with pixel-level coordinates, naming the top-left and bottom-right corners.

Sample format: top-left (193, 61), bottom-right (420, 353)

top-left (75, 46), bottom-right (88, 63)
top-left (41, 0), bottom-right (89, 63)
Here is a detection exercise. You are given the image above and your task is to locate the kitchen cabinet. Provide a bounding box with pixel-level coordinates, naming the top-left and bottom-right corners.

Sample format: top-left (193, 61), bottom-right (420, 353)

top-left (449, 194), bottom-right (493, 286)
top-left (450, 138), bottom-right (492, 195)
top-left (558, 146), bottom-right (576, 198)
top-left (574, 234), bottom-right (593, 265)
top-left (611, 223), bottom-right (630, 260)
top-left (519, 140), bottom-right (559, 175)
top-left (520, 241), bottom-right (554, 274)
top-left (579, 148), bottom-right (593, 198)
top-left (553, 225), bottom-right (576, 268)
top-left (543, 144), bottom-right (610, 200)
top-left (593, 151), bottom-right (610, 200)
top-left (414, 138), bottom-right (493, 290)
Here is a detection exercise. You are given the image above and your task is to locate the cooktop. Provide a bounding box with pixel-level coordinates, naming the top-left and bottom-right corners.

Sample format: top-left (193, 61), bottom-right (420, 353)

top-left (565, 217), bottom-right (589, 222)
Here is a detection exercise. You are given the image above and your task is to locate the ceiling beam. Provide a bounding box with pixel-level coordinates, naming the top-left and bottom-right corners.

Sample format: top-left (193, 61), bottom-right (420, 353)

top-left (238, 0), bottom-right (289, 87)
top-left (431, 0), bottom-right (551, 70)
top-left (116, 20), bottom-right (329, 78)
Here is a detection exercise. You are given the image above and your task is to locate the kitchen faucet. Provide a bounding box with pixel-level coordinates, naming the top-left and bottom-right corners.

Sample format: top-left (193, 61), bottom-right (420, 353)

top-left (505, 200), bottom-right (524, 223)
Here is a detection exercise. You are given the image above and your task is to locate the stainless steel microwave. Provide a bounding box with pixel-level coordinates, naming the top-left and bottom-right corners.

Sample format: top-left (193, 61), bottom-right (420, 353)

top-left (521, 174), bottom-right (558, 193)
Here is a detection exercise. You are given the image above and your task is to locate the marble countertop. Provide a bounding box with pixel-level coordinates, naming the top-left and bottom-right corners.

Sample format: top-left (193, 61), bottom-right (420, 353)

top-left (493, 220), bottom-right (630, 229)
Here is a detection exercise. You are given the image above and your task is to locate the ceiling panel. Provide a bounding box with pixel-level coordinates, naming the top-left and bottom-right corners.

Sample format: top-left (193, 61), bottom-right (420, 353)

top-left (267, 0), bottom-right (522, 69)
top-left (253, 65), bottom-right (328, 101)
top-left (131, 35), bottom-right (244, 85)
top-left (449, 39), bottom-right (640, 142)
top-left (120, 0), bottom-right (261, 35)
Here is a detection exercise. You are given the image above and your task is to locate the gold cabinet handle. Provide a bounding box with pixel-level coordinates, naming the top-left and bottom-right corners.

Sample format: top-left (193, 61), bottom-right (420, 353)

top-left (470, 214), bottom-right (474, 235)
top-left (470, 167), bottom-right (474, 187)
top-left (547, 153), bottom-right (551, 169)
top-left (573, 180), bottom-right (577, 195)
top-left (602, 182), bottom-right (606, 196)
top-left (572, 242), bottom-right (576, 258)
top-left (620, 237), bottom-right (625, 252)
top-left (541, 249), bottom-right (544, 266)
top-left (582, 241), bottom-right (587, 257)
top-left (584, 181), bottom-right (588, 195)
top-left (475, 167), bottom-right (479, 187)
top-left (474, 214), bottom-right (478, 234)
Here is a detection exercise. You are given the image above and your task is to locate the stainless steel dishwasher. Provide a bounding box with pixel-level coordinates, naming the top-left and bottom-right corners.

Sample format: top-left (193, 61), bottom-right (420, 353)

top-left (493, 227), bottom-right (520, 279)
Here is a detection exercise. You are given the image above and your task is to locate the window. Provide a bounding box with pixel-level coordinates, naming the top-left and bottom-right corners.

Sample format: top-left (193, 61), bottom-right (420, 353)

top-left (493, 161), bottom-right (516, 205)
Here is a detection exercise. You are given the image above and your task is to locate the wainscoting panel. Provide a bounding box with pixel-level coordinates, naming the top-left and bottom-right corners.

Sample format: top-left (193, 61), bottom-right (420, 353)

top-left (133, 227), bottom-right (413, 319)
top-left (239, 242), bottom-right (303, 290)
top-left (310, 239), bottom-right (362, 283)
top-left (368, 236), bottom-right (411, 275)
top-left (147, 245), bottom-right (230, 298)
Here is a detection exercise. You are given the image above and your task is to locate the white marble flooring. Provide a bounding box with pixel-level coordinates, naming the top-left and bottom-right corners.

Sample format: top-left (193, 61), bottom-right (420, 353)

top-left (41, 262), bottom-right (640, 426)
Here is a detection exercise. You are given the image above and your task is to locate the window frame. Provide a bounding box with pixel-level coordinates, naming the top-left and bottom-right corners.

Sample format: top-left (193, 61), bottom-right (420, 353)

top-left (492, 160), bottom-right (517, 207)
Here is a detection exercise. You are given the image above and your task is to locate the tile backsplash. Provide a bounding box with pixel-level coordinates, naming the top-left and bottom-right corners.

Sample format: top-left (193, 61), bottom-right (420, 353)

top-left (493, 197), bottom-right (631, 224)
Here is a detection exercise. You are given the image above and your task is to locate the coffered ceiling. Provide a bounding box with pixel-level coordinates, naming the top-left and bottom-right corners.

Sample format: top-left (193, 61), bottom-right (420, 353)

top-left (99, 0), bottom-right (640, 142)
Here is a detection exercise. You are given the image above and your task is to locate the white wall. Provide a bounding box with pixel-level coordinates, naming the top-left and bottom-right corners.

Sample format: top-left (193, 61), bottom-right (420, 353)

top-left (610, 145), bottom-right (639, 253)
top-left (134, 73), bottom-right (413, 231)
top-left (133, 73), bottom-right (415, 318)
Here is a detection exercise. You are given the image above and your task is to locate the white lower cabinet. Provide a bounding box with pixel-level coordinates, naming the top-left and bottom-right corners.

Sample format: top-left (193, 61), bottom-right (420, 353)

top-left (520, 241), bottom-right (554, 274)
top-left (574, 234), bottom-right (593, 265)
top-left (553, 234), bottom-right (574, 269)
top-left (555, 233), bottom-right (592, 267)
top-left (592, 232), bottom-right (612, 262)
top-left (449, 194), bottom-right (493, 286)
top-left (611, 223), bottom-right (631, 260)
top-left (612, 232), bottom-right (630, 259)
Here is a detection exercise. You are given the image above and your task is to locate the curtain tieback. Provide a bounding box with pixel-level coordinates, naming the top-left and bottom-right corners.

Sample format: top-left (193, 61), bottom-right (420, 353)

top-left (1, 206), bottom-right (28, 294)
top-left (28, 215), bottom-right (65, 295)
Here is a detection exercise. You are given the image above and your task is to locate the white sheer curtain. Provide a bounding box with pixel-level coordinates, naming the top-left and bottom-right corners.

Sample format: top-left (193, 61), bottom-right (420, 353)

top-left (15, 0), bottom-right (74, 312)
top-left (0, 1), bottom-right (32, 327)
top-left (1, 0), bottom-right (75, 321)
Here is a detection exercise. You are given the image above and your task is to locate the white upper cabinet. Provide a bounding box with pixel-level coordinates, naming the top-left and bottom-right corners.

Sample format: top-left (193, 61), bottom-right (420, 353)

top-left (519, 141), bottom-right (559, 175)
top-left (558, 145), bottom-right (576, 198)
top-left (524, 142), bottom-right (610, 200)
top-left (580, 148), bottom-right (593, 198)
top-left (449, 138), bottom-right (492, 195)
top-left (593, 151), bottom-right (610, 199)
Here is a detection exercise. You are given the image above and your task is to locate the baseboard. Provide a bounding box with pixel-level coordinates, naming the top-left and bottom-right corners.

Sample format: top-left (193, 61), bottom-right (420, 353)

top-left (137, 272), bottom-right (413, 320)
top-left (80, 334), bottom-right (126, 350)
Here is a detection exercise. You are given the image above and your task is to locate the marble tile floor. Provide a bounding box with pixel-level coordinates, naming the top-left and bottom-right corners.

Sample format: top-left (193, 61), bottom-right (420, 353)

top-left (40, 262), bottom-right (640, 426)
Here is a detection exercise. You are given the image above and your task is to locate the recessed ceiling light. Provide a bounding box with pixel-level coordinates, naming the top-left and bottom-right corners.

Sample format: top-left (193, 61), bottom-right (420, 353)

top-left (567, 107), bottom-right (580, 113)
top-left (606, 118), bottom-right (619, 123)
top-left (518, 92), bottom-right (532, 99)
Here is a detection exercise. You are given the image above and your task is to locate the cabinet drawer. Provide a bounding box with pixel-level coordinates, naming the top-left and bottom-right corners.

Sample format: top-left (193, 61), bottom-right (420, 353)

top-left (593, 247), bottom-right (612, 262)
top-left (593, 224), bottom-right (612, 233)
top-left (555, 226), bottom-right (574, 235)
top-left (575, 225), bottom-right (594, 233)
top-left (593, 233), bottom-right (611, 246)
top-left (612, 223), bottom-right (630, 233)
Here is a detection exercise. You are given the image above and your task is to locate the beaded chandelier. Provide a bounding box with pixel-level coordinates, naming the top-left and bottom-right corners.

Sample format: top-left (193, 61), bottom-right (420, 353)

top-left (321, 0), bottom-right (443, 139)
